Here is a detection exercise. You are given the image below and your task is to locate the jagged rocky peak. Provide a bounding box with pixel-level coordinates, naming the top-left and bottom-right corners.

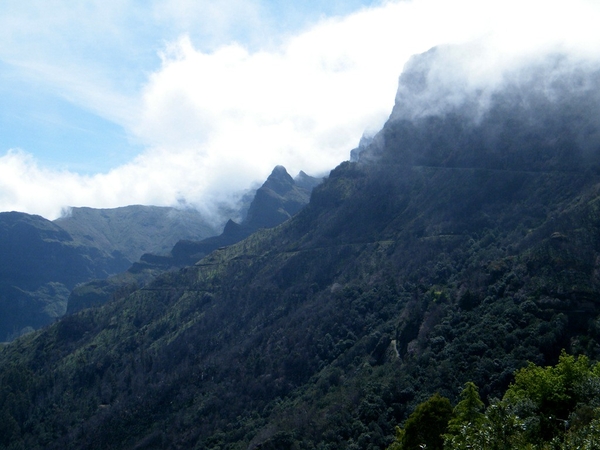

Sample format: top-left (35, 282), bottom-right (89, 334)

top-left (244, 165), bottom-right (317, 230)
top-left (294, 170), bottom-right (312, 186)
top-left (222, 218), bottom-right (243, 234)
top-left (271, 164), bottom-right (291, 176)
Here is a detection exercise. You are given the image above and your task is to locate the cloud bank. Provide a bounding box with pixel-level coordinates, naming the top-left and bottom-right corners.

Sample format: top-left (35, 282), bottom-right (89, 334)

top-left (1, 0), bottom-right (600, 221)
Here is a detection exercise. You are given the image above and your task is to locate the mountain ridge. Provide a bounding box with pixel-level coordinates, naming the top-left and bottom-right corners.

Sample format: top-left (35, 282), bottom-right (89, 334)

top-left (0, 168), bottom-right (319, 340)
top-left (65, 166), bottom-right (321, 313)
top-left (54, 204), bottom-right (221, 263)
top-left (2, 48), bottom-right (600, 449)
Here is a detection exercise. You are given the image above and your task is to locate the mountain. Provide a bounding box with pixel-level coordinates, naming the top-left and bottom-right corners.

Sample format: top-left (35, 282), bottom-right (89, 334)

top-left (66, 166), bottom-right (322, 313)
top-left (0, 205), bottom-right (223, 342)
top-left (54, 205), bottom-right (220, 264)
top-left (149, 165), bottom-right (322, 267)
top-left (3, 184), bottom-right (308, 339)
top-left (0, 212), bottom-right (131, 342)
top-left (2, 47), bottom-right (600, 449)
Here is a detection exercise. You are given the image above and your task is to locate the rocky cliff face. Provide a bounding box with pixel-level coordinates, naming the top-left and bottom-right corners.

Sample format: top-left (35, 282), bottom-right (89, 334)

top-left (367, 49), bottom-right (600, 172)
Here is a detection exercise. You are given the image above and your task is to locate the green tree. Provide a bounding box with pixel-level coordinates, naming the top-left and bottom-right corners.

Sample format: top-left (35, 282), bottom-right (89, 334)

top-left (448, 382), bottom-right (484, 432)
top-left (389, 393), bottom-right (453, 450)
top-left (440, 353), bottom-right (600, 449)
top-left (444, 382), bottom-right (486, 449)
top-left (504, 351), bottom-right (600, 441)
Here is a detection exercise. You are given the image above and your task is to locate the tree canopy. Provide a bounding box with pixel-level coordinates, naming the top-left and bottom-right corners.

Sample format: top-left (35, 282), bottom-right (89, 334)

top-left (388, 353), bottom-right (600, 449)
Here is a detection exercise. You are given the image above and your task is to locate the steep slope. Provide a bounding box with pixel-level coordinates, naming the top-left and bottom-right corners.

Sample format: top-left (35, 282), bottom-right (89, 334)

top-left (54, 205), bottom-right (220, 264)
top-left (161, 165), bottom-right (321, 267)
top-left (0, 212), bottom-right (130, 341)
top-left (2, 48), bottom-right (600, 449)
top-left (1, 205), bottom-right (222, 341)
top-left (66, 166), bottom-right (321, 313)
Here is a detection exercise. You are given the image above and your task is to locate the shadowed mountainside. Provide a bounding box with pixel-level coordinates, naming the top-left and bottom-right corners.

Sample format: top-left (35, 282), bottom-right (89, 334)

top-left (66, 166), bottom-right (322, 314)
top-left (2, 48), bottom-right (600, 449)
top-left (0, 205), bottom-right (225, 342)
top-left (0, 170), bottom-right (319, 340)
top-left (0, 212), bottom-right (130, 341)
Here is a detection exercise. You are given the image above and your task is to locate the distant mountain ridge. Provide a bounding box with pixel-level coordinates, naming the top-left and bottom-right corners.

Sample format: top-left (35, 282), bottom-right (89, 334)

top-left (54, 205), bottom-right (220, 263)
top-left (150, 165), bottom-right (322, 268)
top-left (66, 166), bottom-right (322, 313)
top-left (0, 205), bottom-right (222, 341)
top-left (0, 168), bottom-right (319, 339)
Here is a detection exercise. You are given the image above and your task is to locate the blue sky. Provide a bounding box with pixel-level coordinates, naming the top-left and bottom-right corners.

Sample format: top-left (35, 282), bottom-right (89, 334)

top-left (0, 0), bottom-right (599, 221)
top-left (0, 0), bottom-right (379, 174)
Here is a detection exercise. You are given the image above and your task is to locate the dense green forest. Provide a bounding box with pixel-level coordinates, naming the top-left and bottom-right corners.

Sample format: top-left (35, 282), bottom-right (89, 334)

top-left (2, 49), bottom-right (600, 448)
top-left (389, 353), bottom-right (600, 449)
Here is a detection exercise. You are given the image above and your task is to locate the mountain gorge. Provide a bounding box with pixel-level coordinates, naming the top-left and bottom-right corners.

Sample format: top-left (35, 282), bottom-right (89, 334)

top-left (2, 47), bottom-right (600, 449)
top-left (65, 166), bottom-right (321, 314)
top-left (0, 205), bottom-right (220, 342)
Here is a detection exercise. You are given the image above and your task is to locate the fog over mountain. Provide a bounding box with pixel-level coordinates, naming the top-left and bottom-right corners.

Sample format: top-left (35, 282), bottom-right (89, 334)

top-left (4, 41), bottom-right (600, 448)
top-left (1, 0), bottom-right (599, 223)
top-left (356, 47), bottom-right (600, 170)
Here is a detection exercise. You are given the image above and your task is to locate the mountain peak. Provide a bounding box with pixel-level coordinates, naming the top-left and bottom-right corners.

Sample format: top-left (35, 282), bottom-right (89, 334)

top-left (262, 165), bottom-right (295, 194)
top-left (294, 170), bottom-right (323, 191)
top-left (270, 164), bottom-right (289, 176)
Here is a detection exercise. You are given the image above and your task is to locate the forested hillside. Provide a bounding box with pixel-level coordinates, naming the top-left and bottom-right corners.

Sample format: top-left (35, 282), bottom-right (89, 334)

top-left (65, 166), bottom-right (321, 314)
top-left (0, 168), bottom-right (318, 341)
top-left (0, 205), bottom-right (218, 342)
top-left (2, 47), bottom-right (600, 449)
top-left (0, 212), bottom-right (130, 342)
top-left (389, 353), bottom-right (600, 449)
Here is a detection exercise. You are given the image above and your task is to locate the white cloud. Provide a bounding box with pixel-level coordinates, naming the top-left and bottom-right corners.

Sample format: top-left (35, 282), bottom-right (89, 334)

top-left (1, 0), bottom-right (600, 221)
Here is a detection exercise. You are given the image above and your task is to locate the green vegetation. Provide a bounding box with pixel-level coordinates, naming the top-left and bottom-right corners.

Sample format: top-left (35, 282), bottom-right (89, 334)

top-left (2, 157), bottom-right (600, 448)
top-left (66, 166), bottom-right (321, 314)
top-left (389, 393), bottom-right (452, 450)
top-left (388, 353), bottom-right (600, 449)
top-left (1, 52), bottom-right (600, 448)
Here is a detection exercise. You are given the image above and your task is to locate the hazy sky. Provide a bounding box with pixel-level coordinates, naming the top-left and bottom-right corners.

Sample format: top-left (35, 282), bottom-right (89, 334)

top-left (1, 0), bottom-right (599, 221)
